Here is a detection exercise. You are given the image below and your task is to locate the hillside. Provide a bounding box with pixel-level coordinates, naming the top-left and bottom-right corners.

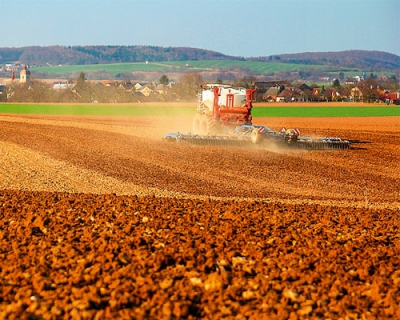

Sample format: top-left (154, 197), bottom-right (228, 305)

top-left (250, 50), bottom-right (400, 71)
top-left (0, 46), bottom-right (242, 66)
top-left (0, 46), bottom-right (399, 71)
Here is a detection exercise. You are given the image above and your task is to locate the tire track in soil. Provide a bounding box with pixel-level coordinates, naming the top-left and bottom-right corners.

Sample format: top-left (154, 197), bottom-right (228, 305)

top-left (0, 140), bottom-right (180, 197)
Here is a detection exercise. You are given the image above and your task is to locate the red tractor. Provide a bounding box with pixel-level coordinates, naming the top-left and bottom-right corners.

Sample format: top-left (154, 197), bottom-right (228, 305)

top-left (192, 84), bottom-right (256, 135)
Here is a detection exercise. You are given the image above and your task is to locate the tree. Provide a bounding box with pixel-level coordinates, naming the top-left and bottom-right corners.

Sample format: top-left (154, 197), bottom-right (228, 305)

top-left (358, 78), bottom-right (379, 103)
top-left (299, 71), bottom-right (311, 79)
top-left (74, 72), bottom-right (92, 102)
top-left (173, 72), bottom-right (203, 100)
top-left (77, 71), bottom-right (86, 87)
top-left (332, 79), bottom-right (341, 88)
top-left (159, 74), bottom-right (169, 86)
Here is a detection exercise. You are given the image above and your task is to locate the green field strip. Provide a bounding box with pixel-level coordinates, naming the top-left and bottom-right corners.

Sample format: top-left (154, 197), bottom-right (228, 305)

top-left (33, 60), bottom-right (351, 76)
top-left (0, 104), bottom-right (399, 117)
top-left (0, 104), bottom-right (196, 117)
top-left (252, 107), bottom-right (400, 117)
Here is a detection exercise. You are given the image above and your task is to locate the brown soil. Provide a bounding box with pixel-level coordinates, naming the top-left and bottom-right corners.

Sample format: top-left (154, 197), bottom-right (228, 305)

top-left (0, 114), bottom-right (399, 319)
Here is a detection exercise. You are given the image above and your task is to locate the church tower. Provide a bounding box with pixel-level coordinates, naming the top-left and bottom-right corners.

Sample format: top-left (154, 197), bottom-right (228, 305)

top-left (20, 65), bottom-right (31, 84)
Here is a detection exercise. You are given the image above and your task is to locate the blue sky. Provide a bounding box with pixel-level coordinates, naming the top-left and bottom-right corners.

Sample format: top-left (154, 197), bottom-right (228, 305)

top-left (2, 0), bottom-right (399, 57)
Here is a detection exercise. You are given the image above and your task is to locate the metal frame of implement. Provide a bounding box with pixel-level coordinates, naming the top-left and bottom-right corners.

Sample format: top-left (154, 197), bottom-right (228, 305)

top-left (164, 125), bottom-right (352, 150)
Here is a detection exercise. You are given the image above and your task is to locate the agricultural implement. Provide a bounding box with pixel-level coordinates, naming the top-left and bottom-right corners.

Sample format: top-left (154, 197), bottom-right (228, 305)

top-left (164, 125), bottom-right (351, 149)
top-left (164, 84), bottom-right (352, 150)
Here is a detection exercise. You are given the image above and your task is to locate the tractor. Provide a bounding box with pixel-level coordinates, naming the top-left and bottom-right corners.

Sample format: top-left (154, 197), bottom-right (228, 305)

top-left (192, 84), bottom-right (255, 135)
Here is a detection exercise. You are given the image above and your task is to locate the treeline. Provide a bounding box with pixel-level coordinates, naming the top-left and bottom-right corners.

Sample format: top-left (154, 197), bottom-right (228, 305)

top-left (4, 72), bottom-right (204, 104)
top-left (0, 46), bottom-right (399, 71)
top-left (249, 50), bottom-right (400, 71)
top-left (0, 46), bottom-right (242, 66)
top-left (3, 71), bottom-right (398, 104)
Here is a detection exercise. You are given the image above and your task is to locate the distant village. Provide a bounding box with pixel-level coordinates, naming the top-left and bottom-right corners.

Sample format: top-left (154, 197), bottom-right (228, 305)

top-left (0, 63), bottom-right (399, 105)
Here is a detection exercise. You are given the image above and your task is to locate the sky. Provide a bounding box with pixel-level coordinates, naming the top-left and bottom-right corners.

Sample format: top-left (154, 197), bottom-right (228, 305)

top-left (2, 0), bottom-right (399, 57)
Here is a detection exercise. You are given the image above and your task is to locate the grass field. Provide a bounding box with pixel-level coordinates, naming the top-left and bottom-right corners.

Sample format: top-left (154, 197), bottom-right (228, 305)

top-left (1, 103), bottom-right (399, 117)
top-left (33, 60), bottom-right (360, 77)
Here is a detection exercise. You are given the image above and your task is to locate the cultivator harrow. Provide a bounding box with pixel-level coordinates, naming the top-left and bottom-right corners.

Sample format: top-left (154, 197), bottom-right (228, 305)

top-left (164, 125), bottom-right (352, 150)
top-left (164, 133), bottom-right (254, 147)
top-left (295, 138), bottom-right (351, 150)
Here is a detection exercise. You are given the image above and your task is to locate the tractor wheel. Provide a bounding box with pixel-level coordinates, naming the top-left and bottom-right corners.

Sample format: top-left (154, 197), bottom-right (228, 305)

top-left (200, 116), bottom-right (220, 135)
top-left (251, 128), bottom-right (262, 144)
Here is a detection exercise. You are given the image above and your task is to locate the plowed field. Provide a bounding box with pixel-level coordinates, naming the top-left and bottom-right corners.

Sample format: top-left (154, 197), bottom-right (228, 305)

top-left (0, 114), bottom-right (399, 319)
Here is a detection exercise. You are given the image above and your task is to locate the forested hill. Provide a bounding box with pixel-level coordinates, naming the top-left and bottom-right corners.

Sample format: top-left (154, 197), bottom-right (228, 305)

top-left (0, 46), bottom-right (242, 66)
top-left (0, 45), bottom-right (399, 70)
top-left (249, 50), bottom-right (400, 71)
